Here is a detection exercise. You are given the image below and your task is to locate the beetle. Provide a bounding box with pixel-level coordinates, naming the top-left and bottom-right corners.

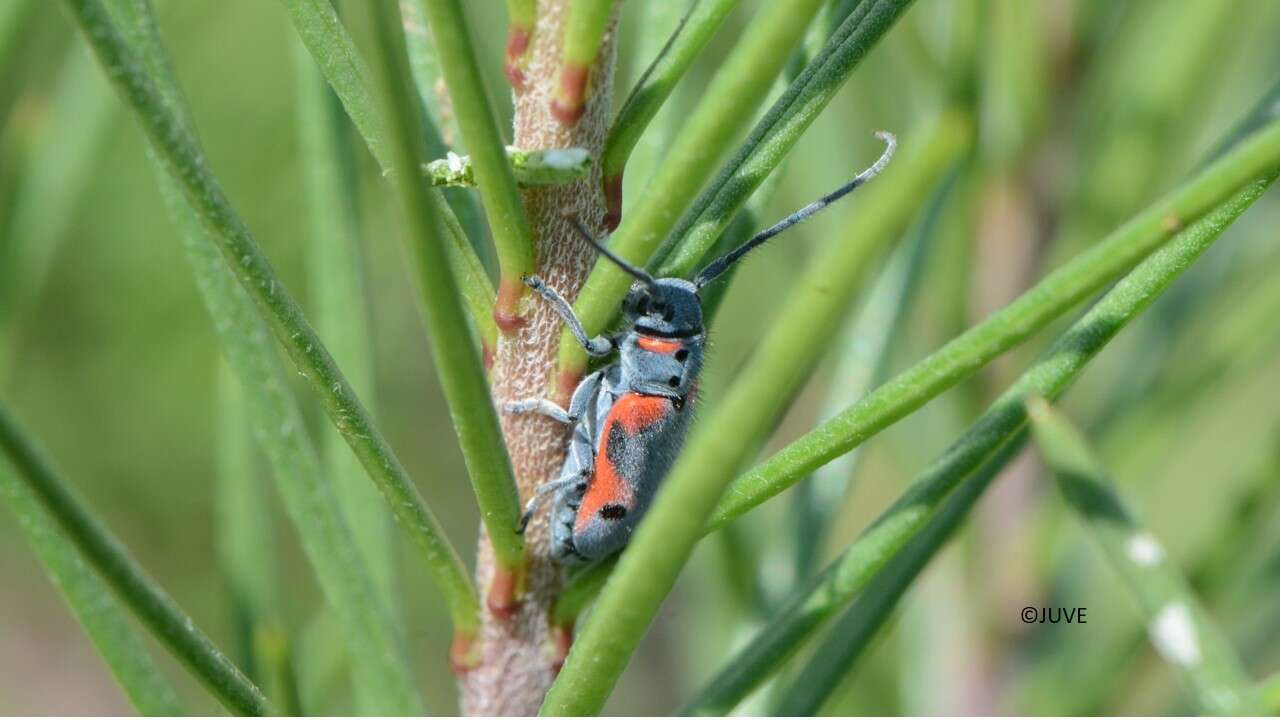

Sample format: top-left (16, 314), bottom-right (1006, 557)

top-left (506, 132), bottom-right (896, 564)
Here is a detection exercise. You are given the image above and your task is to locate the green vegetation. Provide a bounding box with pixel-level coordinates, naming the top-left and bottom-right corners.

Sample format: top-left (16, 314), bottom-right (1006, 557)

top-left (2, 0), bottom-right (1277, 714)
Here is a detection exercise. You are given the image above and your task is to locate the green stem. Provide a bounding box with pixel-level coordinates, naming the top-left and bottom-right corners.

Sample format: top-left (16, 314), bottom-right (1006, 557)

top-left (62, 0), bottom-right (480, 636)
top-left (600, 0), bottom-right (741, 225)
top-left (553, 0), bottom-right (619, 124)
top-left (791, 160), bottom-right (959, 581)
top-left (0, 46), bottom-right (114, 376)
top-left (111, 0), bottom-right (425, 711)
top-left (279, 0), bottom-right (497, 349)
top-left (293, 37), bottom-right (407, 713)
top-left (684, 175), bottom-right (1275, 714)
top-left (0, 463), bottom-right (185, 715)
top-left (1026, 398), bottom-right (1262, 715)
top-left (557, 0), bottom-right (838, 372)
top-left (420, 0), bottom-right (534, 328)
top-left (502, 0), bottom-right (536, 90)
top-left (0, 402), bottom-right (269, 715)
top-left (214, 363), bottom-right (277, 684)
top-left (711, 117), bottom-right (1280, 527)
top-left (773, 433), bottom-right (1028, 716)
top-left (538, 111), bottom-right (964, 720)
top-left (683, 112), bottom-right (965, 490)
top-left (654, 0), bottom-right (918, 281)
top-left (364, 0), bottom-right (524, 570)
top-left (551, 562), bottom-right (613, 628)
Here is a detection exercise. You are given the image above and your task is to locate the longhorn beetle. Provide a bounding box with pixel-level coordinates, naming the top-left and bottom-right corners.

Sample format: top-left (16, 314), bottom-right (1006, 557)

top-left (506, 132), bottom-right (896, 564)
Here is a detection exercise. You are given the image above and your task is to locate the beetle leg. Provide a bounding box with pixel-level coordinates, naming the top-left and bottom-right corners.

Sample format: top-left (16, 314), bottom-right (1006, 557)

top-left (522, 274), bottom-right (614, 357)
top-left (518, 470), bottom-right (589, 534)
top-left (504, 398), bottom-right (575, 424)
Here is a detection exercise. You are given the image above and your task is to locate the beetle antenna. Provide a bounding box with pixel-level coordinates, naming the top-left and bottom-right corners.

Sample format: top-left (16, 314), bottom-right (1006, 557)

top-left (566, 215), bottom-right (659, 291)
top-left (694, 131), bottom-right (896, 288)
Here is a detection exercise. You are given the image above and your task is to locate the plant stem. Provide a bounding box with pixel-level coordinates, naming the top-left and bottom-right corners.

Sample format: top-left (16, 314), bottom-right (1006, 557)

top-left (711, 117), bottom-right (1280, 527)
top-left (420, 0), bottom-right (534, 329)
top-left (791, 161), bottom-right (958, 581)
top-left (773, 432), bottom-right (1028, 715)
top-left (294, 27), bottom-right (397, 622)
top-left (0, 463), bottom-right (185, 715)
top-left (363, 0), bottom-right (525, 573)
top-left (281, 0), bottom-right (498, 352)
top-left (552, 0), bottom-right (618, 124)
top-left (654, 0), bottom-right (918, 281)
top-left (62, 0), bottom-right (480, 636)
top-left (0, 402), bottom-right (270, 715)
top-left (1027, 397), bottom-right (1262, 714)
top-left (684, 176), bottom-right (1275, 714)
top-left (681, 112), bottom-right (964, 485)
top-left (467, 0), bottom-right (622, 712)
top-left (599, 0), bottom-right (740, 228)
top-left (556, 0), bottom-right (836, 374)
top-left (502, 0), bottom-right (536, 90)
top-left (293, 36), bottom-right (407, 713)
top-left (0, 46), bottom-right (114, 376)
top-left (108, 0), bottom-right (427, 710)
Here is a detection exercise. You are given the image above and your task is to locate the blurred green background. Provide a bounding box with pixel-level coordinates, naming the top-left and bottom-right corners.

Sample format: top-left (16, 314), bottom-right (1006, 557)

top-left (2, 0), bottom-right (1279, 714)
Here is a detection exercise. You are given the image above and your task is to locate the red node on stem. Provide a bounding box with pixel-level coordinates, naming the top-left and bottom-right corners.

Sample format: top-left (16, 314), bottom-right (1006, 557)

top-left (603, 172), bottom-right (624, 232)
top-left (487, 564), bottom-right (522, 621)
top-left (551, 65), bottom-right (588, 126)
top-left (504, 26), bottom-right (531, 92)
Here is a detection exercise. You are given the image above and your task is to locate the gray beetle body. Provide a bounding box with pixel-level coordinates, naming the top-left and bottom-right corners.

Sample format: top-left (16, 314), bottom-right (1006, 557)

top-left (506, 133), bottom-right (895, 564)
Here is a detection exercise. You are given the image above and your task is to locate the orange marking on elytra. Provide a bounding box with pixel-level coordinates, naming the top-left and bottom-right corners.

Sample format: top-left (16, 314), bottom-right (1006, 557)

top-left (574, 394), bottom-right (667, 532)
top-left (637, 336), bottom-right (681, 354)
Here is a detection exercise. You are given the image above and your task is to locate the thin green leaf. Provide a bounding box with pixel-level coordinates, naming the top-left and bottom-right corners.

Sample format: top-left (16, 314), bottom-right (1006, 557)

top-left (0, 402), bottom-right (270, 716)
top-left (1026, 397), bottom-right (1262, 715)
top-left (1052, 0), bottom-right (1243, 259)
top-left (280, 0), bottom-right (498, 351)
top-left (539, 105), bottom-right (967, 720)
top-left (0, 46), bottom-right (114, 376)
top-left (363, 0), bottom-right (524, 569)
top-left (601, 0), bottom-right (741, 222)
top-left (711, 117), bottom-right (1280, 527)
top-left (0, 463), bottom-right (184, 715)
top-left (214, 363), bottom-right (278, 676)
top-left (214, 366), bottom-right (306, 716)
top-left (420, 0), bottom-right (534, 323)
top-left (294, 30), bottom-right (397, 624)
top-left (553, 0), bottom-right (620, 123)
top-left (685, 175), bottom-right (1276, 714)
top-left (551, 561), bottom-right (612, 629)
top-left (400, 0), bottom-right (494, 275)
top-left (294, 37), bottom-right (408, 713)
top-left (106, 0), bottom-right (426, 710)
top-left (62, 0), bottom-right (480, 636)
top-left (773, 433), bottom-right (1029, 716)
top-left (651, 0), bottom-right (917, 281)
top-left (558, 0), bottom-right (842, 372)
top-left (791, 160), bottom-right (957, 580)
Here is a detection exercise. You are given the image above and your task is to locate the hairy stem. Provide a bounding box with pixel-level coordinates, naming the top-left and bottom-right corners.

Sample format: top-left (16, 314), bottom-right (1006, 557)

top-left (459, 0), bottom-right (622, 714)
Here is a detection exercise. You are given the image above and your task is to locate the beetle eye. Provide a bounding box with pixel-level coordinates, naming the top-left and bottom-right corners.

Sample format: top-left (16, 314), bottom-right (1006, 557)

top-left (636, 296), bottom-right (649, 314)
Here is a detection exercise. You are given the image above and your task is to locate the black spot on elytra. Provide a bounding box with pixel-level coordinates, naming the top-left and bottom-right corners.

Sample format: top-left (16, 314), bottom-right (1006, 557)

top-left (675, 348), bottom-right (689, 362)
top-left (599, 504), bottom-right (627, 520)
top-left (667, 376), bottom-right (680, 387)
